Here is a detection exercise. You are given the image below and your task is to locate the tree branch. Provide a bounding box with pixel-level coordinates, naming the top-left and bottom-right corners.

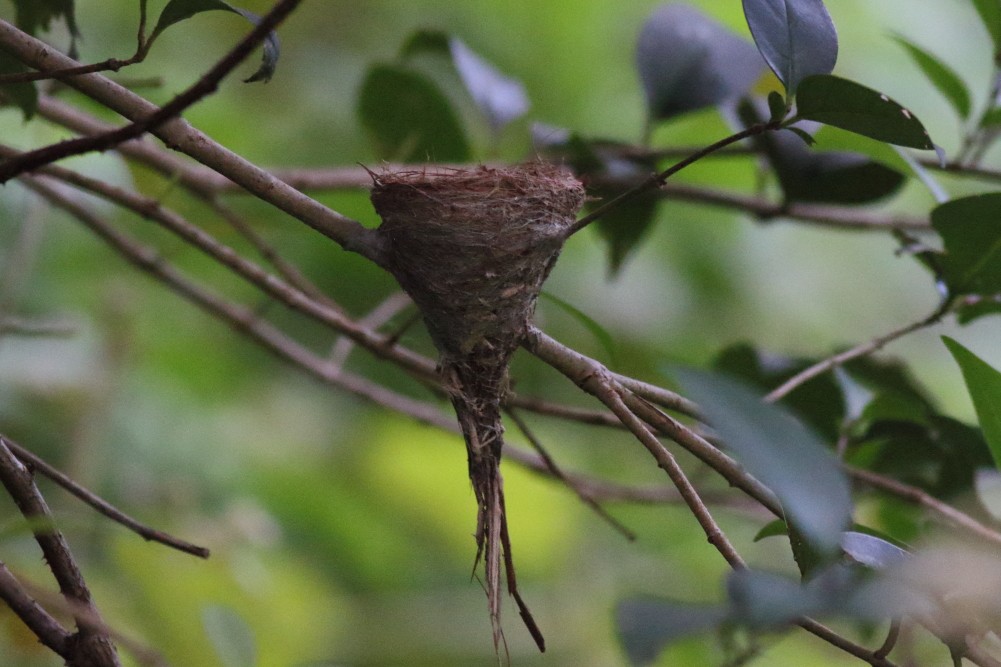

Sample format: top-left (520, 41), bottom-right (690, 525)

top-left (0, 17), bottom-right (385, 264)
top-left (0, 0), bottom-right (302, 183)
top-left (0, 435), bottom-right (210, 558)
top-left (0, 438), bottom-right (120, 666)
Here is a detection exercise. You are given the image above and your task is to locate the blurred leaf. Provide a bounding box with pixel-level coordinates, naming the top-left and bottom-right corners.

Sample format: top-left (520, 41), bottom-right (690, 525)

top-left (636, 4), bottom-right (764, 122)
top-left (13, 0), bottom-right (78, 38)
top-left (932, 193), bottom-right (1001, 296)
top-left (616, 599), bottom-right (727, 666)
top-left (795, 75), bottom-right (935, 149)
top-left (539, 292), bottom-right (618, 367)
top-left (943, 337), bottom-right (1001, 469)
top-left (399, 28), bottom-right (451, 58)
top-left (840, 531), bottom-right (910, 570)
top-left (448, 37), bottom-right (529, 132)
top-left (150, 0), bottom-right (281, 82)
top-left (741, 99), bottom-right (905, 204)
top-left (0, 51), bottom-right (38, 120)
top-left (676, 369), bottom-right (852, 559)
top-left (400, 31), bottom-right (529, 134)
top-left (767, 90), bottom-right (789, 122)
top-left (969, 0), bottom-right (1001, 55)
top-left (202, 605), bottom-right (257, 667)
top-left (982, 107), bottom-right (1001, 128)
top-left (974, 469), bottom-right (1001, 519)
top-left (713, 343), bottom-right (845, 441)
top-left (892, 36), bottom-right (971, 120)
top-left (358, 64), bottom-right (470, 163)
top-left (726, 569), bottom-right (818, 628)
top-left (742, 0), bottom-right (838, 95)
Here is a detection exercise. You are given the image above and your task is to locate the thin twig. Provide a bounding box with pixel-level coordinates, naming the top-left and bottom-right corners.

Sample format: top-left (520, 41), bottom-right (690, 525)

top-left (0, 19), bottom-right (384, 263)
top-left (0, 0), bottom-right (302, 183)
top-left (506, 408), bottom-right (636, 540)
top-left (0, 438), bottom-right (121, 666)
top-left (0, 561), bottom-right (70, 655)
top-left (765, 301), bottom-right (953, 403)
top-left (567, 122), bottom-right (780, 237)
top-left (1, 435), bottom-right (210, 558)
top-left (849, 466), bottom-right (1001, 546)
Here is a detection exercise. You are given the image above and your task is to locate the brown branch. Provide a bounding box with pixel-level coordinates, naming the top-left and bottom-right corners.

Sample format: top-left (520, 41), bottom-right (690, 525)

top-left (849, 466), bottom-right (1001, 546)
top-left (506, 408), bottom-right (636, 540)
top-left (568, 122), bottom-right (780, 236)
top-left (765, 301), bottom-right (953, 402)
top-left (0, 0), bottom-right (301, 183)
top-left (0, 20), bottom-right (385, 264)
top-left (0, 438), bottom-right (120, 666)
top-left (0, 435), bottom-right (210, 558)
top-left (0, 561), bottom-right (70, 655)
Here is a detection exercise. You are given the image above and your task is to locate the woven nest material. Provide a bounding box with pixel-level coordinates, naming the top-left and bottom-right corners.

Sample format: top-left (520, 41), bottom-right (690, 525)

top-left (370, 163), bottom-right (585, 650)
top-left (372, 163), bottom-right (585, 367)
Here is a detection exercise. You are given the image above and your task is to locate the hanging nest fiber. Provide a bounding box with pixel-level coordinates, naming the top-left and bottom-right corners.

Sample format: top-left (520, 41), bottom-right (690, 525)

top-left (371, 163), bottom-right (585, 651)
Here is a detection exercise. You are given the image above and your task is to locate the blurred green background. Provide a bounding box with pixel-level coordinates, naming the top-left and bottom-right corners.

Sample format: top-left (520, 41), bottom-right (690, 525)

top-left (0, 1), bottom-right (998, 665)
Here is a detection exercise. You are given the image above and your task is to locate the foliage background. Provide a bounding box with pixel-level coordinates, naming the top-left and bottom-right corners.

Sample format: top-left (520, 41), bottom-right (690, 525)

top-left (0, 0), bottom-right (997, 665)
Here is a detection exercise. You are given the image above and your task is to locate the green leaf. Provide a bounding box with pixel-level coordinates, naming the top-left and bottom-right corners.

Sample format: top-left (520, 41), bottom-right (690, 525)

top-left (0, 50), bottom-right (38, 120)
top-left (539, 292), bottom-right (618, 368)
top-left (675, 369), bottom-right (852, 559)
top-left (795, 75), bottom-right (935, 149)
top-left (753, 519), bottom-right (789, 541)
top-left (202, 605), bottom-right (256, 667)
top-left (768, 90), bottom-right (789, 122)
top-left (943, 337), bottom-right (1001, 470)
top-left (616, 599), bottom-right (727, 666)
top-left (594, 187), bottom-right (660, 276)
top-left (636, 5), bottom-right (764, 122)
top-left (757, 126), bottom-right (905, 204)
top-left (970, 0), bottom-right (1001, 55)
top-left (150, 0), bottom-right (281, 83)
top-left (742, 0), bottom-right (838, 96)
top-left (358, 64), bottom-right (470, 163)
top-left (892, 36), bottom-right (971, 120)
top-left (931, 193), bottom-right (1001, 295)
top-left (982, 107), bottom-right (1001, 128)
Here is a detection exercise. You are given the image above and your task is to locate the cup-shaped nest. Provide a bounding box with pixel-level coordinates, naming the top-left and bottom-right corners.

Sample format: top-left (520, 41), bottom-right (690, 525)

top-left (372, 163), bottom-right (585, 369)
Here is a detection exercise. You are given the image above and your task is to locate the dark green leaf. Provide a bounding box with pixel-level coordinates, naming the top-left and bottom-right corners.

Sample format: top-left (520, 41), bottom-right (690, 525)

top-left (399, 29), bottom-right (451, 59)
top-left (539, 292), bottom-right (618, 367)
top-left (768, 90), bottom-right (789, 122)
top-left (358, 64), bottom-right (470, 163)
top-left (892, 36), bottom-right (971, 120)
top-left (150, 0), bottom-right (280, 83)
top-left (931, 193), bottom-right (1001, 295)
top-left (982, 107), bottom-right (1001, 128)
top-left (448, 37), bottom-right (528, 131)
top-left (943, 337), bottom-right (1001, 469)
top-left (13, 0), bottom-right (78, 38)
top-left (970, 0), bottom-right (1001, 55)
top-left (676, 369), bottom-right (852, 558)
top-left (595, 186), bottom-right (660, 276)
top-left (795, 75), bottom-right (935, 149)
top-left (784, 125), bottom-right (816, 147)
top-left (636, 5), bottom-right (764, 122)
top-left (616, 599), bottom-right (727, 666)
top-left (753, 519), bottom-right (789, 541)
top-left (0, 51), bottom-right (38, 120)
top-left (742, 0), bottom-right (838, 95)
top-left (840, 531), bottom-right (910, 569)
top-left (202, 605), bottom-right (257, 667)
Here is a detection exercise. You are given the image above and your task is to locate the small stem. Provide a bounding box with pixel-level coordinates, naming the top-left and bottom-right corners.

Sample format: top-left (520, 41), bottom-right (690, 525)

top-left (567, 122), bottom-right (778, 237)
top-left (765, 300), bottom-right (953, 403)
